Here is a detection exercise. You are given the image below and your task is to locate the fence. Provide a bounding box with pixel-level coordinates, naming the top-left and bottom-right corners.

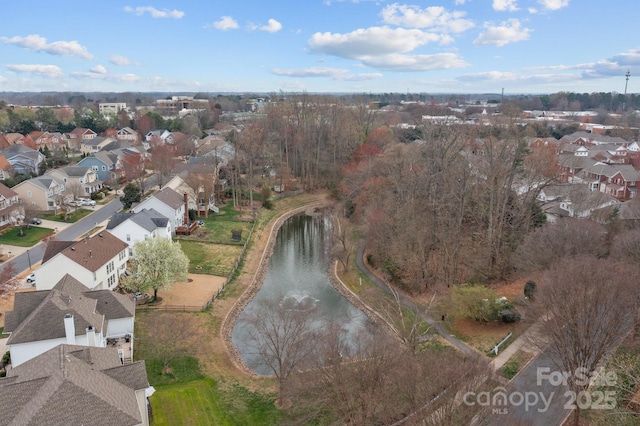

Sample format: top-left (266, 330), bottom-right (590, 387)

top-left (138, 218), bottom-right (257, 312)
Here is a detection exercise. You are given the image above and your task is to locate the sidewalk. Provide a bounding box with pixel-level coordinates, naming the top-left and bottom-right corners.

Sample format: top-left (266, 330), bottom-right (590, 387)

top-left (490, 319), bottom-right (544, 371)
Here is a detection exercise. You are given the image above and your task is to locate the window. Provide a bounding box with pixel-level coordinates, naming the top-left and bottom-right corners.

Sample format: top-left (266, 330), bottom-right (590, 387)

top-left (102, 166), bottom-right (106, 171)
top-left (126, 234), bottom-right (131, 242)
top-left (108, 274), bottom-right (116, 287)
top-left (27, 191), bottom-right (32, 198)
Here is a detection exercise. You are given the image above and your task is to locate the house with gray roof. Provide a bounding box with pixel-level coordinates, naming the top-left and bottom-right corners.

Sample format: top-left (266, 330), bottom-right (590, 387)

top-left (46, 165), bottom-right (102, 199)
top-left (80, 136), bottom-right (116, 155)
top-left (12, 175), bottom-right (68, 213)
top-left (132, 187), bottom-right (186, 234)
top-left (0, 182), bottom-right (20, 230)
top-left (0, 344), bottom-right (150, 425)
top-left (35, 232), bottom-right (129, 291)
top-left (4, 274), bottom-right (136, 368)
top-left (0, 143), bottom-right (45, 175)
top-left (77, 151), bottom-right (120, 182)
top-left (106, 208), bottom-right (171, 256)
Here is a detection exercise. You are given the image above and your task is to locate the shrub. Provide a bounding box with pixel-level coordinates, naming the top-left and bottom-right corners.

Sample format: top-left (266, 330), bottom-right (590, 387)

top-left (524, 280), bottom-right (537, 300)
top-left (500, 309), bottom-right (522, 323)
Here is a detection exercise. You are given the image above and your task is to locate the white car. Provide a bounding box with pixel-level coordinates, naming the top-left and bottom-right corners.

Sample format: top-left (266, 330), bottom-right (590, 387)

top-left (81, 199), bottom-right (96, 206)
top-left (26, 273), bottom-right (36, 284)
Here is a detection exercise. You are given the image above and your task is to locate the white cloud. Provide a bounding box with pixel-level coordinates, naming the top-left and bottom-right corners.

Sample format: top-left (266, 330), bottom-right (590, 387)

top-left (124, 6), bottom-right (184, 19)
top-left (309, 26), bottom-right (449, 59)
top-left (454, 0), bottom-right (467, 4)
top-left (110, 55), bottom-right (132, 65)
top-left (357, 52), bottom-right (468, 71)
top-left (6, 64), bottom-right (64, 78)
top-left (1, 34), bottom-right (93, 60)
top-left (473, 19), bottom-right (531, 46)
top-left (271, 67), bottom-right (382, 81)
top-left (380, 4), bottom-right (474, 33)
top-left (208, 16), bottom-right (239, 31)
top-left (90, 65), bottom-right (107, 74)
top-left (260, 19), bottom-right (283, 33)
top-left (538, 0), bottom-right (570, 11)
top-left (72, 70), bottom-right (141, 83)
top-left (0, 75), bottom-right (7, 83)
top-left (493, 0), bottom-right (519, 12)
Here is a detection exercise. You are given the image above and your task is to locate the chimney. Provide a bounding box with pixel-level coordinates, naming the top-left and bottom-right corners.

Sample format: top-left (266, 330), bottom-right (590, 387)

top-left (183, 193), bottom-right (189, 224)
top-left (86, 325), bottom-right (96, 347)
top-left (64, 314), bottom-right (76, 344)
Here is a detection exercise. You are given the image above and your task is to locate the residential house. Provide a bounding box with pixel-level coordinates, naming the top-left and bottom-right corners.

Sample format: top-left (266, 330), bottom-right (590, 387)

top-left (46, 166), bottom-right (102, 199)
top-left (0, 344), bottom-right (151, 425)
top-left (64, 127), bottom-right (97, 150)
top-left (131, 187), bottom-right (186, 234)
top-left (4, 274), bottom-right (136, 367)
top-left (0, 183), bottom-right (20, 230)
top-left (12, 175), bottom-right (67, 213)
top-left (168, 168), bottom-right (219, 216)
top-left (106, 208), bottom-right (171, 256)
top-left (600, 165), bottom-right (640, 200)
top-left (538, 183), bottom-right (620, 222)
top-left (35, 232), bottom-right (129, 290)
top-left (143, 129), bottom-right (173, 150)
top-left (117, 126), bottom-right (140, 143)
top-left (77, 151), bottom-right (120, 183)
top-left (0, 144), bottom-right (45, 175)
top-left (80, 136), bottom-right (116, 155)
top-left (0, 155), bottom-right (13, 179)
top-left (28, 131), bottom-right (65, 152)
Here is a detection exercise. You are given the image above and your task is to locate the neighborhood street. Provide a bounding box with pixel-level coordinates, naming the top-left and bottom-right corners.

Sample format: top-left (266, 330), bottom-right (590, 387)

top-left (0, 198), bottom-right (123, 279)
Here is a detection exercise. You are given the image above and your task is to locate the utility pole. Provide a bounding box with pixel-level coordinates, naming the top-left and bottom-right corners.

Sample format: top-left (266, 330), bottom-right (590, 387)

top-left (623, 70), bottom-right (631, 111)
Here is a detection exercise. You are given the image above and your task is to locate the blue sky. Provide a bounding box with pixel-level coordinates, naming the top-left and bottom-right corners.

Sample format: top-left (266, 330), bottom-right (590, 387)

top-left (0, 0), bottom-right (638, 95)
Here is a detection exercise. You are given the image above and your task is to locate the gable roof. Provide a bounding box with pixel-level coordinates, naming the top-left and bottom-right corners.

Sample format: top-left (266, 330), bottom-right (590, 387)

top-left (149, 186), bottom-right (184, 210)
top-left (0, 344), bottom-right (148, 426)
top-left (41, 232), bottom-right (128, 272)
top-left (0, 182), bottom-right (18, 199)
top-left (106, 208), bottom-right (169, 232)
top-left (4, 274), bottom-right (134, 344)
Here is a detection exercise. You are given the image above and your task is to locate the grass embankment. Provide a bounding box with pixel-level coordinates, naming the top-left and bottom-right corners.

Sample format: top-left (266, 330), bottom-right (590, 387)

top-left (139, 192), bottom-right (322, 424)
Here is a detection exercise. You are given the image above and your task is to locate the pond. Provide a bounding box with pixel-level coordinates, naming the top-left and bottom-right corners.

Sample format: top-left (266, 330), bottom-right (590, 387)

top-left (232, 211), bottom-right (373, 375)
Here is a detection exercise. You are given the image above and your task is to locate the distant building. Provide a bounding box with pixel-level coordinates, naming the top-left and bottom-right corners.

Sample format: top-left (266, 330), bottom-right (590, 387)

top-left (99, 102), bottom-right (128, 115)
top-left (156, 96), bottom-right (209, 116)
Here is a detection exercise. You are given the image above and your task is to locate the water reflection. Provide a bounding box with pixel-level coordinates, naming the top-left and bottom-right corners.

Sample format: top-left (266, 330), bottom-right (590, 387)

top-left (232, 212), bottom-right (372, 375)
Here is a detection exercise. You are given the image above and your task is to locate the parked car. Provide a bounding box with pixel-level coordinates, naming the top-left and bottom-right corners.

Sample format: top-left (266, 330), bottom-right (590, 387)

top-left (26, 273), bottom-right (35, 284)
top-left (67, 200), bottom-right (82, 207)
top-left (81, 199), bottom-right (96, 206)
top-left (30, 218), bottom-right (42, 225)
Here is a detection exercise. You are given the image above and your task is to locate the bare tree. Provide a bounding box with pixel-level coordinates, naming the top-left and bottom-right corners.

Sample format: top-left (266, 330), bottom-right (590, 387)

top-left (135, 312), bottom-right (199, 374)
top-left (533, 256), bottom-right (639, 426)
top-left (513, 218), bottom-right (607, 273)
top-left (0, 263), bottom-right (21, 301)
top-left (241, 296), bottom-right (319, 408)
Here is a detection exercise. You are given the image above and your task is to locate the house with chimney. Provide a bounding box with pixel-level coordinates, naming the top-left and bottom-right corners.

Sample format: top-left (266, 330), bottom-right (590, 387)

top-left (3, 274), bottom-right (136, 367)
top-left (131, 186), bottom-right (186, 234)
top-left (0, 344), bottom-right (151, 425)
top-left (106, 208), bottom-right (171, 256)
top-left (34, 232), bottom-right (129, 291)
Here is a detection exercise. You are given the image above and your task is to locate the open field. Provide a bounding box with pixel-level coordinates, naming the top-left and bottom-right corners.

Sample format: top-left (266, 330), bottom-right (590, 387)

top-left (179, 241), bottom-right (243, 276)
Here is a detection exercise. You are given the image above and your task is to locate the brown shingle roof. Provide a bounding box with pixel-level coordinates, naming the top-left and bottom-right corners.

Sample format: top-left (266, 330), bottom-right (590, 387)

top-left (44, 232), bottom-right (128, 272)
top-left (0, 344), bottom-right (147, 426)
top-left (5, 274), bottom-right (134, 345)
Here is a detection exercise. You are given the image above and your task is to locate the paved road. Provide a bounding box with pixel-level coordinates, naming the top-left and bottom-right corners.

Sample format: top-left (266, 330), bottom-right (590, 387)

top-left (0, 198), bottom-right (123, 278)
top-left (475, 349), bottom-right (571, 426)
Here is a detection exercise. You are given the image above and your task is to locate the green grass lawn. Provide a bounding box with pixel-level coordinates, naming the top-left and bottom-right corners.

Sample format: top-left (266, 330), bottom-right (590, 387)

top-left (42, 208), bottom-right (93, 223)
top-left (150, 379), bottom-right (281, 426)
top-left (143, 355), bottom-right (281, 426)
top-left (0, 226), bottom-right (55, 247)
top-left (179, 240), bottom-right (243, 276)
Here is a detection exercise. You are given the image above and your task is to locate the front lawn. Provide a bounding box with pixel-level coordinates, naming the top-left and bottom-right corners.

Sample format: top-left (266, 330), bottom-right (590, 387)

top-left (42, 208), bottom-right (93, 223)
top-left (0, 226), bottom-right (55, 247)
